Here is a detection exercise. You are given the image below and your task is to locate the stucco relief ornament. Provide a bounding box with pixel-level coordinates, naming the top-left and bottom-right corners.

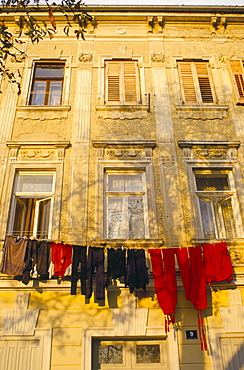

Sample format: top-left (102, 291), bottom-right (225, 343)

top-left (78, 51), bottom-right (93, 63)
top-left (193, 149), bottom-right (227, 159)
top-left (107, 149), bottom-right (142, 159)
top-left (151, 52), bottom-right (165, 63)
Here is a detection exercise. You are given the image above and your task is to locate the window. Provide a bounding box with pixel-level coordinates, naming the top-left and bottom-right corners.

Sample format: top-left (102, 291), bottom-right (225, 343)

top-left (92, 339), bottom-right (168, 370)
top-left (104, 172), bottom-right (148, 239)
top-left (229, 59), bottom-right (244, 105)
top-left (9, 172), bottom-right (55, 239)
top-left (29, 62), bottom-right (65, 106)
top-left (194, 169), bottom-right (238, 239)
top-left (178, 60), bottom-right (215, 105)
top-left (105, 60), bottom-right (140, 105)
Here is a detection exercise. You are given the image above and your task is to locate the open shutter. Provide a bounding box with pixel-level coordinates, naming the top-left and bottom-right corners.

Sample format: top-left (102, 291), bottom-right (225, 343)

top-left (178, 62), bottom-right (197, 104)
top-left (195, 62), bottom-right (214, 103)
top-left (123, 61), bottom-right (139, 104)
top-left (229, 59), bottom-right (244, 104)
top-left (106, 61), bottom-right (120, 103)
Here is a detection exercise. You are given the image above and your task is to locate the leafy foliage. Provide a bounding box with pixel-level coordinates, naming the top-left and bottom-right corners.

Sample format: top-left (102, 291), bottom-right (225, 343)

top-left (0, 0), bottom-right (92, 93)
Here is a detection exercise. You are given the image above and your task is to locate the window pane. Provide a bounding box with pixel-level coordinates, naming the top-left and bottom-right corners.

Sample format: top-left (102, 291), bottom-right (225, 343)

top-left (196, 175), bottom-right (229, 191)
top-left (98, 344), bottom-right (123, 364)
top-left (30, 81), bottom-right (46, 105)
top-left (108, 198), bottom-right (124, 238)
top-left (35, 64), bottom-right (64, 78)
top-left (17, 175), bottom-right (53, 193)
top-left (125, 175), bottom-right (143, 192)
top-left (221, 198), bottom-right (237, 239)
top-left (128, 197), bottom-right (145, 238)
top-left (136, 344), bottom-right (160, 363)
top-left (199, 198), bottom-right (215, 238)
top-left (48, 81), bottom-right (62, 105)
top-left (108, 175), bottom-right (125, 191)
top-left (37, 199), bottom-right (51, 239)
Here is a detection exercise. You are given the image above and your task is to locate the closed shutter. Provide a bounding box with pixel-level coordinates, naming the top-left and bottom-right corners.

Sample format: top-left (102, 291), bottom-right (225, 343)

top-left (178, 61), bottom-right (214, 104)
top-left (230, 59), bottom-right (244, 104)
top-left (195, 62), bottom-right (214, 103)
top-left (178, 62), bottom-right (197, 104)
top-left (106, 60), bottom-right (140, 104)
top-left (107, 61), bottom-right (120, 103)
top-left (123, 61), bottom-right (138, 103)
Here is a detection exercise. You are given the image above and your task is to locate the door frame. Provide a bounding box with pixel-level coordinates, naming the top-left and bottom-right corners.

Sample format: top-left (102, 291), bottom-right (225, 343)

top-left (82, 327), bottom-right (180, 370)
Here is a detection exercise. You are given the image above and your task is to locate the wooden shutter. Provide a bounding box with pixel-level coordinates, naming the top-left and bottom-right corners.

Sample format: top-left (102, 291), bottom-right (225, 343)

top-left (107, 61), bottom-right (120, 103)
top-left (106, 60), bottom-right (139, 104)
top-left (195, 62), bottom-right (214, 103)
top-left (123, 61), bottom-right (138, 104)
top-left (230, 59), bottom-right (244, 104)
top-left (178, 62), bottom-right (197, 104)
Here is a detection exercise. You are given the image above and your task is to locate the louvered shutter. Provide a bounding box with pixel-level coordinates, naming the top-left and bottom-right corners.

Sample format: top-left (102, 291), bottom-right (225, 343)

top-left (230, 59), bottom-right (244, 104)
top-left (195, 62), bottom-right (214, 103)
top-left (106, 60), bottom-right (139, 104)
top-left (178, 62), bottom-right (197, 104)
top-left (123, 61), bottom-right (139, 104)
top-left (107, 61), bottom-right (120, 103)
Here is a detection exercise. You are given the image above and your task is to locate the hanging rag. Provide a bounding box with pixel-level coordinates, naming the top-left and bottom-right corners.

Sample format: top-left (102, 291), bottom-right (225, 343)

top-left (0, 236), bottom-right (28, 276)
top-left (127, 249), bottom-right (149, 293)
top-left (86, 247), bottom-right (105, 300)
top-left (105, 248), bottom-right (127, 287)
top-left (71, 245), bottom-right (87, 295)
top-left (51, 242), bottom-right (73, 277)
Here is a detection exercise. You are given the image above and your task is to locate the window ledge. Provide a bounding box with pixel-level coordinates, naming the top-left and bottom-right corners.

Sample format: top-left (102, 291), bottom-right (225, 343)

top-left (16, 105), bottom-right (71, 120)
top-left (91, 239), bottom-right (164, 247)
top-left (96, 105), bottom-right (149, 120)
top-left (175, 105), bottom-right (229, 120)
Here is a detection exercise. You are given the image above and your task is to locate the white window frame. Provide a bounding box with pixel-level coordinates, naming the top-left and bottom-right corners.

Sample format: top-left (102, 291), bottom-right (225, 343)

top-left (177, 59), bottom-right (217, 105)
top-left (191, 168), bottom-right (243, 240)
top-left (8, 171), bottom-right (56, 239)
top-left (104, 171), bottom-right (149, 239)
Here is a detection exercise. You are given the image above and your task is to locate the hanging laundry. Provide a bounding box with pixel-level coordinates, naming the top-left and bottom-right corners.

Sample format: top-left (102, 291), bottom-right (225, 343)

top-left (188, 246), bottom-right (207, 310)
top-left (202, 242), bottom-right (234, 285)
top-left (0, 236), bottom-right (28, 276)
top-left (30, 240), bottom-right (50, 280)
top-left (71, 245), bottom-right (87, 295)
top-left (50, 242), bottom-right (73, 277)
top-left (86, 247), bottom-right (105, 300)
top-left (105, 248), bottom-right (126, 287)
top-left (174, 247), bottom-right (191, 301)
top-left (148, 248), bottom-right (177, 328)
top-left (127, 249), bottom-right (149, 293)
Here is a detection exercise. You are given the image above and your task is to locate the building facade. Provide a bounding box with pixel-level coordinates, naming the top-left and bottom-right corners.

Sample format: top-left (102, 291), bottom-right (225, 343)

top-left (0, 5), bottom-right (244, 370)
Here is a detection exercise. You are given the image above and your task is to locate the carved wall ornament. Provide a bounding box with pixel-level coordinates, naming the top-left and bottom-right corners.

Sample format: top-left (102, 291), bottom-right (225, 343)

top-left (20, 150), bottom-right (55, 160)
top-left (193, 149), bottom-right (227, 159)
top-left (78, 51), bottom-right (93, 63)
top-left (210, 16), bottom-right (227, 34)
top-left (148, 16), bottom-right (164, 34)
top-left (107, 149), bottom-right (142, 159)
top-left (229, 247), bottom-right (244, 265)
top-left (10, 53), bottom-right (26, 63)
top-left (151, 52), bottom-right (165, 63)
top-left (218, 54), bottom-right (228, 64)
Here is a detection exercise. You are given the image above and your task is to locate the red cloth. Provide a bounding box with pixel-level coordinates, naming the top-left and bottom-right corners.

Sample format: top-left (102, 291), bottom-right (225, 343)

top-left (203, 242), bottom-right (233, 284)
top-left (188, 246), bottom-right (207, 310)
top-left (51, 242), bottom-right (72, 277)
top-left (174, 247), bottom-right (191, 301)
top-left (148, 249), bottom-right (177, 316)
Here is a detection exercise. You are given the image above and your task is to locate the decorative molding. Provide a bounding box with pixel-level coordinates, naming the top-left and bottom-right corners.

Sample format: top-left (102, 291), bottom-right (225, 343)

top-left (2, 293), bottom-right (39, 336)
top-left (106, 149), bottom-right (142, 160)
top-left (111, 291), bottom-right (148, 336)
top-left (175, 105), bottom-right (229, 120)
top-left (96, 105), bottom-right (149, 120)
top-left (210, 16), bottom-right (227, 33)
top-left (229, 247), bottom-right (244, 266)
top-left (178, 141), bottom-right (240, 161)
top-left (219, 290), bottom-right (244, 333)
top-left (10, 53), bottom-right (26, 63)
top-left (16, 106), bottom-right (71, 120)
top-left (193, 149), bottom-right (227, 159)
top-left (20, 150), bottom-right (55, 160)
top-left (151, 51), bottom-right (165, 63)
top-left (78, 51), bottom-right (93, 63)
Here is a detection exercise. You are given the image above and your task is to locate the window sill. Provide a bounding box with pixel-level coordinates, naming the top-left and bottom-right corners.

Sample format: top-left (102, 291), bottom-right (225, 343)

top-left (91, 239), bottom-right (164, 247)
top-left (16, 105), bottom-right (71, 120)
top-left (95, 105), bottom-right (149, 120)
top-left (175, 105), bottom-right (229, 120)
